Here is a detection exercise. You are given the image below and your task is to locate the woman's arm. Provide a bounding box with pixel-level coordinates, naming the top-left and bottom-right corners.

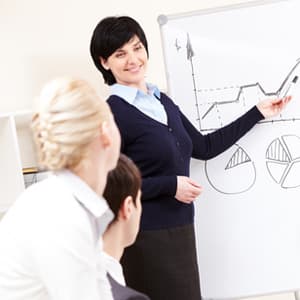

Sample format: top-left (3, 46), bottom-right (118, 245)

top-left (181, 95), bottom-right (291, 160)
top-left (141, 175), bottom-right (177, 201)
top-left (181, 106), bottom-right (264, 160)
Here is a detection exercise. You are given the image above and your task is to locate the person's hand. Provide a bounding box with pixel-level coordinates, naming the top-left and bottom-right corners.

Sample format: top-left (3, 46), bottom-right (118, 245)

top-left (256, 95), bottom-right (292, 119)
top-left (175, 176), bottom-right (203, 204)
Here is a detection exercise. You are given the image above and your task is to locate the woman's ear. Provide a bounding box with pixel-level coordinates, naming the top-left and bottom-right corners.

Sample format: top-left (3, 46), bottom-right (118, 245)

top-left (100, 57), bottom-right (110, 71)
top-left (119, 196), bottom-right (133, 220)
top-left (99, 121), bottom-right (111, 148)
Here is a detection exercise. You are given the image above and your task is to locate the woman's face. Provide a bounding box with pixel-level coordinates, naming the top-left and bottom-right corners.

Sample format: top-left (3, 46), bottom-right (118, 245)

top-left (101, 35), bottom-right (148, 90)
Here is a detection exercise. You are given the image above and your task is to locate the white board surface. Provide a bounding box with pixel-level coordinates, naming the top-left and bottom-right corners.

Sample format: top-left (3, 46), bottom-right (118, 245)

top-left (159, 0), bottom-right (300, 299)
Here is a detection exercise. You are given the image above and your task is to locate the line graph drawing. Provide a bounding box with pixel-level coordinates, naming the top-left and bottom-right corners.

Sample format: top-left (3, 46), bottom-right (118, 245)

top-left (205, 144), bottom-right (256, 194)
top-left (266, 135), bottom-right (300, 188)
top-left (181, 34), bottom-right (300, 131)
top-left (199, 69), bottom-right (298, 121)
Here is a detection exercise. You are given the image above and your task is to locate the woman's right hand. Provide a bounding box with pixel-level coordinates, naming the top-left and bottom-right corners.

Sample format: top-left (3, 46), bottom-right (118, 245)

top-left (175, 176), bottom-right (203, 204)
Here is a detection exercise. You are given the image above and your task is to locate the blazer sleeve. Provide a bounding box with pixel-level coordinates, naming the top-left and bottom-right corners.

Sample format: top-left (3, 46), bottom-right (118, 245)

top-left (141, 175), bottom-right (177, 201)
top-left (180, 106), bottom-right (264, 160)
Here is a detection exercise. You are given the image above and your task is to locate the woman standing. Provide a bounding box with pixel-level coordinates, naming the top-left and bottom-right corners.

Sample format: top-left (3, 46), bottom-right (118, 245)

top-left (0, 78), bottom-right (120, 300)
top-left (90, 16), bottom-right (290, 300)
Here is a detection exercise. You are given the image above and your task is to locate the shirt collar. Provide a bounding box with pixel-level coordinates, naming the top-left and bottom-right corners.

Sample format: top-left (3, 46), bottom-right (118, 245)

top-left (147, 82), bottom-right (161, 99)
top-left (55, 169), bottom-right (113, 219)
top-left (110, 83), bottom-right (161, 105)
top-left (102, 252), bottom-right (125, 285)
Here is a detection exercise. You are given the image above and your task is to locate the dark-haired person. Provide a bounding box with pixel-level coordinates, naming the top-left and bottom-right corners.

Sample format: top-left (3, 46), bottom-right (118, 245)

top-left (102, 154), bottom-right (150, 300)
top-left (90, 16), bottom-right (291, 300)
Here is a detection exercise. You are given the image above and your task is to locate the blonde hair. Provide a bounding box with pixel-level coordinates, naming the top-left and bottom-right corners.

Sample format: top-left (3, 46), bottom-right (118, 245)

top-left (32, 77), bottom-right (111, 171)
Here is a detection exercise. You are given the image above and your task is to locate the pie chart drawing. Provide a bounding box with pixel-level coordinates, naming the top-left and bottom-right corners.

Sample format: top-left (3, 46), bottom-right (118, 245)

top-left (266, 135), bottom-right (300, 189)
top-left (205, 144), bottom-right (256, 194)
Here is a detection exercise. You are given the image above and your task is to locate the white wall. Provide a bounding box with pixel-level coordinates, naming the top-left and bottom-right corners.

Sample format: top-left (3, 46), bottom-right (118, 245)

top-left (1, 0), bottom-right (254, 113)
top-left (1, 1), bottom-right (298, 299)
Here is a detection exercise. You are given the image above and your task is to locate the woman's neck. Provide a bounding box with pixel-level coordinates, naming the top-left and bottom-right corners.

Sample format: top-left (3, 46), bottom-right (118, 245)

top-left (72, 138), bottom-right (111, 197)
top-left (118, 81), bottom-right (148, 94)
top-left (73, 163), bottom-right (107, 196)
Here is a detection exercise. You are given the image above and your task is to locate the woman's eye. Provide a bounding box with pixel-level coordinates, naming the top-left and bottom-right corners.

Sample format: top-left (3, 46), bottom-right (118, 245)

top-left (115, 52), bottom-right (125, 58)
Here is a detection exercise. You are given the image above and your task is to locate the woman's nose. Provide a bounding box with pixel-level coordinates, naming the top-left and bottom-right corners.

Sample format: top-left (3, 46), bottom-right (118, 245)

top-left (127, 51), bottom-right (138, 64)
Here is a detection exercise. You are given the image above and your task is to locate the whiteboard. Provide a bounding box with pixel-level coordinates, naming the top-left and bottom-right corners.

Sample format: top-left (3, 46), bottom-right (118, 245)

top-left (159, 0), bottom-right (300, 299)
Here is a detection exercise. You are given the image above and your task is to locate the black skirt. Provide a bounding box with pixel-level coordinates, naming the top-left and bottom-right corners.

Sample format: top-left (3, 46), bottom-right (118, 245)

top-left (121, 223), bottom-right (201, 300)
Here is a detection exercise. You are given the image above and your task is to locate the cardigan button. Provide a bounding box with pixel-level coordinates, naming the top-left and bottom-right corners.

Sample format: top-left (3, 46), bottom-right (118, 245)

top-left (168, 127), bottom-right (173, 132)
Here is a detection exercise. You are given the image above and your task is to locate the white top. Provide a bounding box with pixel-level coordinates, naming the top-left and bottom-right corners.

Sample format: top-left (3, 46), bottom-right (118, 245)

top-left (102, 251), bottom-right (126, 286)
top-left (0, 170), bottom-right (114, 300)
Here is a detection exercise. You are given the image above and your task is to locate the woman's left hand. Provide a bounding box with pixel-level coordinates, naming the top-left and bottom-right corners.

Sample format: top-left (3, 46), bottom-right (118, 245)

top-left (256, 95), bottom-right (292, 119)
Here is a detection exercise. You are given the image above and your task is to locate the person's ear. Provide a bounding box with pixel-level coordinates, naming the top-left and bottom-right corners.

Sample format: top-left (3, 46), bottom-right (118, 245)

top-left (100, 57), bottom-right (110, 71)
top-left (99, 121), bottom-right (111, 148)
top-left (119, 196), bottom-right (133, 220)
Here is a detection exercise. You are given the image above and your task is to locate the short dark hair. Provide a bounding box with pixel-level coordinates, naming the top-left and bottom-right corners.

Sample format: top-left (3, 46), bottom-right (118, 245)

top-left (90, 16), bottom-right (149, 85)
top-left (103, 154), bottom-right (141, 220)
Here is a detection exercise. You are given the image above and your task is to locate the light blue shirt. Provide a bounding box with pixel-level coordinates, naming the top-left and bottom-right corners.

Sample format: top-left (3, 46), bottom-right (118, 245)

top-left (110, 83), bottom-right (168, 125)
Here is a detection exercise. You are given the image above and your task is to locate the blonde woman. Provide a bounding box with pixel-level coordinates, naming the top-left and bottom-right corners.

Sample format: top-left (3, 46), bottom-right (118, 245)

top-left (0, 78), bottom-right (120, 300)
